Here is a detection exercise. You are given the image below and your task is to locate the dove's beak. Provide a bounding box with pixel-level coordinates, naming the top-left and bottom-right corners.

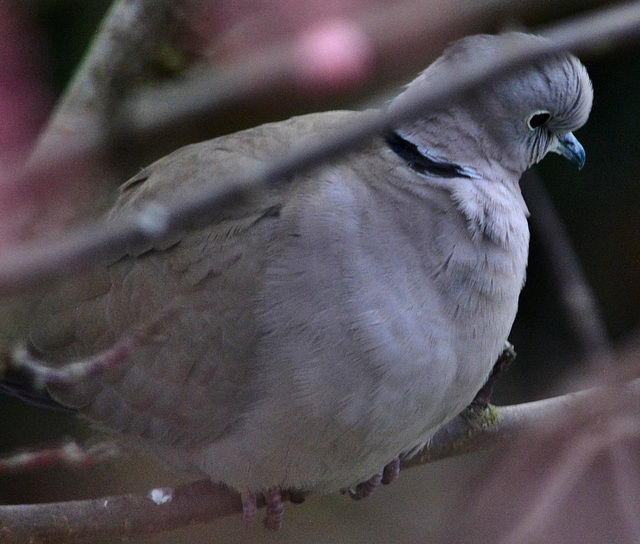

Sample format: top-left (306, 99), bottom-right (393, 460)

top-left (549, 132), bottom-right (586, 170)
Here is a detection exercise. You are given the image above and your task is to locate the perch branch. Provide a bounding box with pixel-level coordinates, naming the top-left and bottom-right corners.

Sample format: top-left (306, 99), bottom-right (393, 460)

top-left (1, 377), bottom-right (639, 543)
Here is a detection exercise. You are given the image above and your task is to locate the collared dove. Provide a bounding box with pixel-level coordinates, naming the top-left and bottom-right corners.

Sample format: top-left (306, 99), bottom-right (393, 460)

top-left (6, 32), bottom-right (593, 529)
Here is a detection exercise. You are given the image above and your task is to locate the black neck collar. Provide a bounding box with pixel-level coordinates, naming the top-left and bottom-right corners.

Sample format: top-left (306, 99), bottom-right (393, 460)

top-left (385, 131), bottom-right (473, 179)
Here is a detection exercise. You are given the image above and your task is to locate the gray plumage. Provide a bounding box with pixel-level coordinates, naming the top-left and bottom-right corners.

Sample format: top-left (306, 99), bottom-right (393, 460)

top-left (26, 33), bottom-right (593, 499)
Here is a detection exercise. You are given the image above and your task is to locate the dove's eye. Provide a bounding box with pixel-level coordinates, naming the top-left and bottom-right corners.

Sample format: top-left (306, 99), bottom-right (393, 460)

top-left (526, 111), bottom-right (552, 130)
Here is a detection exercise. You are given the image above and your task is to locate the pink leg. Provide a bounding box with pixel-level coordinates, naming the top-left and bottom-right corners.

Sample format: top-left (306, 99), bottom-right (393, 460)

top-left (381, 457), bottom-right (401, 485)
top-left (349, 472), bottom-right (382, 500)
top-left (264, 488), bottom-right (284, 531)
top-left (242, 492), bottom-right (257, 524)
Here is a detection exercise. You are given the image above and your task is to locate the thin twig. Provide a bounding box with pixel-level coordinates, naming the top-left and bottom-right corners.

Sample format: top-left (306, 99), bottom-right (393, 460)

top-left (1, 3), bottom-right (640, 299)
top-left (405, 375), bottom-right (640, 467)
top-left (0, 441), bottom-right (118, 475)
top-left (9, 307), bottom-right (176, 389)
top-left (12, 1), bottom-right (207, 248)
top-left (117, 0), bottom-right (565, 139)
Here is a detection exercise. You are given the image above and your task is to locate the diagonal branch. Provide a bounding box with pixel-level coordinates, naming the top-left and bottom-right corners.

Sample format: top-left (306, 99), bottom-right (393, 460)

top-left (1, 2), bottom-right (640, 299)
top-left (116, 0), bottom-right (575, 140)
top-left (27, 0), bottom-right (203, 173)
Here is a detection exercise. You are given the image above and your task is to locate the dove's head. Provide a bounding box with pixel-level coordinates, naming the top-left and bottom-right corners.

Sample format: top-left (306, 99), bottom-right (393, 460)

top-left (390, 32), bottom-right (593, 177)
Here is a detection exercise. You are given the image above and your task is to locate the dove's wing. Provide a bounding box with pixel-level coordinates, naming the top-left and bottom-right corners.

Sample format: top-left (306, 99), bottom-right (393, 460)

top-left (29, 111), bottom-right (362, 450)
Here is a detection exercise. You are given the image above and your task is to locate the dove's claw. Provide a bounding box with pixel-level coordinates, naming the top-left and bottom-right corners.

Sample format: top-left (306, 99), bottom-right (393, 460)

top-left (382, 457), bottom-right (401, 485)
top-left (264, 488), bottom-right (284, 531)
top-left (242, 492), bottom-right (257, 524)
top-left (349, 472), bottom-right (382, 500)
top-left (349, 456), bottom-right (401, 500)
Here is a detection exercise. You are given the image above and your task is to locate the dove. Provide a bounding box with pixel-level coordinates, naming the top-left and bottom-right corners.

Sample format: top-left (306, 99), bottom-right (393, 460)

top-left (5, 32), bottom-right (592, 530)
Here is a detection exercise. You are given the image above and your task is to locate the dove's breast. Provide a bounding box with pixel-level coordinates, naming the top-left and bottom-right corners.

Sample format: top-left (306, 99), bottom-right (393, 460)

top-left (218, 148), bottom-right (529, 492)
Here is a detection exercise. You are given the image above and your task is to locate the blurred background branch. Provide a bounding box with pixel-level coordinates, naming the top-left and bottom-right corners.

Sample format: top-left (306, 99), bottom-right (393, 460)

top-left (27, 0), bottom-right (204, 173)
top-left (521, 171), bottom-right (614, 372)
top-left (1, 2), bottom-right (639, 299)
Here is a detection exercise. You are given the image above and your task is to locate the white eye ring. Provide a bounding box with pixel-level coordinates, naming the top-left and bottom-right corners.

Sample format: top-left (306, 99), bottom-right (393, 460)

top-left (526, 110), bottom-right (552, 130)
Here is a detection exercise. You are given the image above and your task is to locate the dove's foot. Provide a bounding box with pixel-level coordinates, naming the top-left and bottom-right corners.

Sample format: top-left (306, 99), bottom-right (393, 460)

top-left (264, 488), bottom-right (284, 531)
top-left (382, 456), bottom-right (401, 485)
top-left (242, 492), bottom-right (257, 524)
top-left (348, 456), bottom-right (401, 500)
top-left (349, 472), bottom-right (382, 500)
top-left (241, 488), bottom-right (307, 530)
top-left (471, 341), bottom-right (516, 408)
